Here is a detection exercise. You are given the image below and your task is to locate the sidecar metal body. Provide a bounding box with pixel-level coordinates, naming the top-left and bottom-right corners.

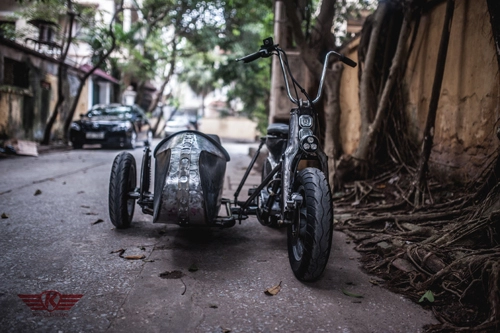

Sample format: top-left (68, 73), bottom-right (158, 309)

top-left (151, 130), bottom-right (231, 226)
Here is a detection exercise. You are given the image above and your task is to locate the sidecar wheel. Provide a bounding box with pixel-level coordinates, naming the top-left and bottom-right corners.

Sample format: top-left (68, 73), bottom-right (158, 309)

top-left (109, 152), bottom-right (137, 229)
top-left (287, 168), bottom-right (333, 281)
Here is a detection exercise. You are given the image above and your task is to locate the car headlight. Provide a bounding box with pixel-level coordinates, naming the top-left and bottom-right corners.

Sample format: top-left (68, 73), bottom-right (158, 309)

top-left (70, 123), bottom-right (81, 131)
top-left (112, 122), bottom-right (132, 131)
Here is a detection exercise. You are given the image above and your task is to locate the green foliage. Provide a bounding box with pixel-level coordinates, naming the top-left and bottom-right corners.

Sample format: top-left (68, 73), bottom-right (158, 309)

top-left (178, 51), bottom-right (219, 99)
top-left (115, 0), bottom-right (275, 130)
top-left (209, 0), bottom-right (274, 131)
top-left (333, 0), bottom-right (377, 45)
top-left (419, 290), bottom-right (435, 303)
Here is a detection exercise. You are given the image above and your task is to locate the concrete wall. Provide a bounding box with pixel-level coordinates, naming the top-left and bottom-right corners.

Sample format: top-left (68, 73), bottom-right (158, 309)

top-left (0, 42), bottom-right (89, 141)
top-left (336, 0), bottom-right (499, 182)
top-left (405, 0), bottom-right (499, 181)
top-left (199, 117), bottom-right (258, 141)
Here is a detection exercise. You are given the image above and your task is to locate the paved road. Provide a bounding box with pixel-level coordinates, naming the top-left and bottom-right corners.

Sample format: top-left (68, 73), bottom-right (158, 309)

top-left (0, 140), bottom-right (436, 332)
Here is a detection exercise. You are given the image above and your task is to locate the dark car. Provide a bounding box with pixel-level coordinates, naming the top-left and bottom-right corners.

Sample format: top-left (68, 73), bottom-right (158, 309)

top-left (70, 104), bottom-right (153, 149)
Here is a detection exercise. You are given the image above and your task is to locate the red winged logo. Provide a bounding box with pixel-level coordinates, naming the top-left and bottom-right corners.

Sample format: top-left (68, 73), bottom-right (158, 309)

top-left (18, 290), bottom-right (83, 312)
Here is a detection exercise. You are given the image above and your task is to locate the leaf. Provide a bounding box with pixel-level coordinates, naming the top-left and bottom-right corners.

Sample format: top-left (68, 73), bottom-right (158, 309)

top-left (34, 189), bottom-right (42, 196)
top-left (419, 290), bottom-right (435, 303)
top-left (159, 270), bottom-right (184, 279)
top-left (1, 213), bottom-right (8, 219)
top-left (264, 281), bottom-right (282, 296)
top-left (188, 263), bottom-right (199, 272)
top-left (342, 289), bottom-right (364, 298)
top-left (91, 219), bottom-right (104, 225)
top-left (124, 254), bottom-right (145, 260)
top-left (111, 249), bottom-right (125, 257)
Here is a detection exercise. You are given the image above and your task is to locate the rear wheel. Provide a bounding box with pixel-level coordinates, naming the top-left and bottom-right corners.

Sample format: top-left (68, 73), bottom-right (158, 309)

top-left (287, 167), bottom-right (333, 281)
top-left (256, 159), bottom-right (280, 228)
top-left (140, 148), bottom-right (151, 195)
top-left (109, 152), bottom-right (137, 229)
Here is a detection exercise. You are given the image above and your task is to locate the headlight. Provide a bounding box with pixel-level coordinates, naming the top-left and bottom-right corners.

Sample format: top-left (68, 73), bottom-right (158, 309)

top-left (299, 115), bottom-right (313, 128)
top-left (301, 135), bottom-right (319, 153)
top-left (299, 128), bottom-right (313, 140)
top-left (112, 122), bottom-right (132, 131)
top-left (70, 123), bottom-right (80, 131)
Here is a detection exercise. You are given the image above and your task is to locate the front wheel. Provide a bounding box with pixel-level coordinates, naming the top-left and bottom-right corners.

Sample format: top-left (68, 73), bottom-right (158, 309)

top-left (109, 152), bottom-right (137, 228)
top-left (287, 168), bottom-right (333, 281)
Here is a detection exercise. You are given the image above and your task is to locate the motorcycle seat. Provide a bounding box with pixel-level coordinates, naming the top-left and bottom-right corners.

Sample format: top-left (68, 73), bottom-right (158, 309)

top-left (267, 123), bottom-right (289, 136)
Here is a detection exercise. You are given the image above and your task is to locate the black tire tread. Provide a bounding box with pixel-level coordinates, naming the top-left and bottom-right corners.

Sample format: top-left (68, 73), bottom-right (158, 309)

top-left (109, 152), bottom-right (136, 228)
top-left (288, 167), bottom-right (333, 281)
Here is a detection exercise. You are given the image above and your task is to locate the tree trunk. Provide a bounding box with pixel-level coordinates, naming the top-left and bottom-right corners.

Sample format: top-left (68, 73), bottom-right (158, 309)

top-left (41, 6), bottom-right (76, 145)
top-left (324, 63), bottom-right (344, 188)
top-left (353, 5), bottom-right (412, 164)
top-left (135, 81), bottom-right (146, 107)
top-left (61, 1), bottom-right (123, 143)
top-left (150, 39), bottom-right (177, 136)
top-left (358, 2), bottom-right (388, 138)
top-left (487, 0), bottom-right (500, 70)
top-left (41, 65), bottom-right (67, 145)
top-left (282, 0), bottom-right (334, 78)
top-left (413, 0), bottom-right (455, 207)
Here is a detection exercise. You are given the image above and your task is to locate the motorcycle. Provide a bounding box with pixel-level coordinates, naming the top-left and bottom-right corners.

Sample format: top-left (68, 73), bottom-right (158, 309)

top-left (108, 37), bottom-right (357, 281)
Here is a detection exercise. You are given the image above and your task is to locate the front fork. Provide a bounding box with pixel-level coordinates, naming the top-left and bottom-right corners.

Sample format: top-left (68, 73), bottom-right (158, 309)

top-left (281, 109), bottom-right (303, 223)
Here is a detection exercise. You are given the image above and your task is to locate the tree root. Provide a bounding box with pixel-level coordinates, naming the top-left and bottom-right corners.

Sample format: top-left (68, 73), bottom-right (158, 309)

top-left (335, 169), bottom-right (500, 332)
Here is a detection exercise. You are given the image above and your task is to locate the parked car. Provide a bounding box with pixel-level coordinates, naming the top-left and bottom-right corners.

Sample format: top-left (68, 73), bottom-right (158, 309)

top-left (70, 104), bottom-right (153, 149)
top-left (164, 113), bottom-right (196, 137)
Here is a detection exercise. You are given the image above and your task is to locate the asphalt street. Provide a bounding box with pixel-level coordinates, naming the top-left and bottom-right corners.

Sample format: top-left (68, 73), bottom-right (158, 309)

top-left (0, 139), bottom-right (437, 332)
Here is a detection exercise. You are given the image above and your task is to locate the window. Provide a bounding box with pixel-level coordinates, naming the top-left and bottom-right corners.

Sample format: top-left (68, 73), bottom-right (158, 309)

top-left (3, 58), bottom-right (30, 89)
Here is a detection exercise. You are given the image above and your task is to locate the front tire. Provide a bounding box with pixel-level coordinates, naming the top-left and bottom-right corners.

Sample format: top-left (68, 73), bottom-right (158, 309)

top-left (109, 152), bottom-right (137, 229)
top-left (287, 168), bottom-right (333, 281)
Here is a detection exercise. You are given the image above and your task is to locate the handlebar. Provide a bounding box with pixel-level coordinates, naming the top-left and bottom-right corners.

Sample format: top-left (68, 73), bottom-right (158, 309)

top-left (236, 50), bottom-right (267, 63)
top-left (340, 54), bottom-right (357, 68)
top-left (237, 37), bottom-right (357, 105)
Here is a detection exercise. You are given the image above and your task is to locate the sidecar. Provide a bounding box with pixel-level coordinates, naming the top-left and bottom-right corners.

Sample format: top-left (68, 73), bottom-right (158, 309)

top-left (108, 130), bottom-right (234, 229)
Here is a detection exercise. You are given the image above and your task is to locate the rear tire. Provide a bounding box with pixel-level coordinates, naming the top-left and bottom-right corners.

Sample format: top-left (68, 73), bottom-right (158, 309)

top-left (109, 152), bottom-right (137, 229)
top-left (287, 167), bottom-right (333, 281)
top-left (140, 149), bottom-right (151, 195)
top-left (256, 159), bottom-right (280, 228)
